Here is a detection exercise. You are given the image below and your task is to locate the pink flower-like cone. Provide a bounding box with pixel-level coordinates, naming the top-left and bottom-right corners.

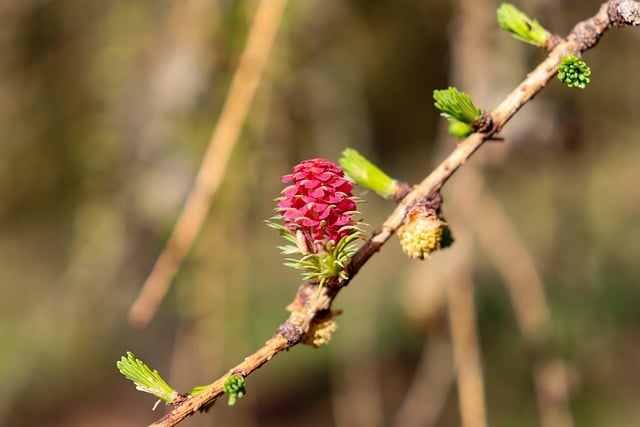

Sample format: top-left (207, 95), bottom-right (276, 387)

top-left (269, 158), bottom-right (364, 285)
top-left (278, 159), bottom-right (358, 252)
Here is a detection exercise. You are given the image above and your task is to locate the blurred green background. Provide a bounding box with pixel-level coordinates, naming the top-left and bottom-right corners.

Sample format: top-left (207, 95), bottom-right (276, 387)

top-left (1, 1), bottom-right (640, 426)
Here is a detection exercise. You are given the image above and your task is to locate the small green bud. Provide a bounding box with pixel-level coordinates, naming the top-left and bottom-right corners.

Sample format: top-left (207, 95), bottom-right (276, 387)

top-left (448, 120), bottom-right (475, 138)
top-left (433, 87), bottom-right (483, 138)
top-left (339, 148), bottom-right (397, 199)
top-left (557, 54), bottom-right (591, 89)
top-left (223, 374), bottom-right (247, 406)
top-left (497, 3), bottom-right (551, 48)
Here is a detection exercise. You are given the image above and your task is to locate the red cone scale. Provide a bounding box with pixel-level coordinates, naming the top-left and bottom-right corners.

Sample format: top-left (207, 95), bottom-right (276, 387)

top-left (277, 159), bottom-right (358, 254)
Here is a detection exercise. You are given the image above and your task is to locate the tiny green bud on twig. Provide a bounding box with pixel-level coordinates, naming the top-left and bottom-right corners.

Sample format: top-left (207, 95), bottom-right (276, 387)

top-left (339, 148), bottom-right (397, 199)
top-left (116, 352), bottom-right (179, 408)
top-left (497, 3), bottom-right (551, 48)
top-left (447, 120), bottom-right (476, 139)
top-left (433, 87), bottom-right (483, 138)
top-left (557, 54), bottom-right (591, 89)
top-left (223, 374), bottom-right (247, 406)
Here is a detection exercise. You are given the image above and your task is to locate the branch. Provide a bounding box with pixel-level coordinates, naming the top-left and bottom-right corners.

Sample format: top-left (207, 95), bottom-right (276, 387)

top-left (447, 273), bottom-right (487, 427)
top-left (128, 0), bottom-right (289, 327)
top-left (147, 1), bottom-right (639, 425)
top-left (391, 329), bottom-right (452, 427)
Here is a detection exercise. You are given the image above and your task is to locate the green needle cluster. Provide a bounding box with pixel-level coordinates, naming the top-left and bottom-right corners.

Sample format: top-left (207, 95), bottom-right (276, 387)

top-left (117, 352), bottom-right (177, 407)
top-left (557, 54), bottom-right (591, 89)
top-left (339, 148), bottom-right (397, 199)
top-left (433, 87), bottom-right (483, 138)
top-left (223, 374), bottom-right (247, 406)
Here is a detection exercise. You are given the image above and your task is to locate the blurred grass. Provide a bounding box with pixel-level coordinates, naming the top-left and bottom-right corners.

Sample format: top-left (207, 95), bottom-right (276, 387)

top-left (1, 0), bottom-right (640, 426)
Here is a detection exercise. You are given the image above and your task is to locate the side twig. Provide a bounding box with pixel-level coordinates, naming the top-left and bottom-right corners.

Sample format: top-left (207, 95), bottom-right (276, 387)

top-left (128, 0), bottom-right (289, 327)
top-left (391, 329), bottom-right (453, 427)
top-left (148, 2), bottom-right (640, 425)
top-left (471, 182), bottom-right (573, 427)
top-left (447, 273), bottom-right (488, 427)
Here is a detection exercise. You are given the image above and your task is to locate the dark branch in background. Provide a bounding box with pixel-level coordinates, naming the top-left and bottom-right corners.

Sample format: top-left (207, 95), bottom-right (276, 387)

top-left (147, 1), bottom-right (640, 426)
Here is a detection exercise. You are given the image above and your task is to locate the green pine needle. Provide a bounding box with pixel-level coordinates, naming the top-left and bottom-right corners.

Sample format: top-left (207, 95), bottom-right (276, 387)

top-left (557, 54), bottom-right (591, 89)
top-left (339, 148), bottom-right (397, 199)
top-left (117, 352), bottom-right (177, 405)
top-left (497, 3), bottom-right (551, 48)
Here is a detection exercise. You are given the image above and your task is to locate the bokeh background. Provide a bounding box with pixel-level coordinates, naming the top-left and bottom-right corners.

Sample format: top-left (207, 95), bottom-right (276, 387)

top-left (1, 0), bottom-right (640, 426)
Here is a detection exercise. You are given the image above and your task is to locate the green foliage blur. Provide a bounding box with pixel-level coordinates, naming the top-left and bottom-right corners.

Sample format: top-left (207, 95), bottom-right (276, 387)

top-left (1, 1), bottom-right (640, 426)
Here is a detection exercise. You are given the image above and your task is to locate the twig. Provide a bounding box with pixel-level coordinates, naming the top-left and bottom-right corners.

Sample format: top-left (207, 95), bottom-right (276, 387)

top-left (471, 182), bottom-right (574, 427)
top-left (128, 0), bottom-right (289, 327)
top-left (392, 329), bottom-right (453, 427)
top-left (447, 273), bottom-right (487, 427)
top-left (147, 2), bottom-right (640, 425)
top-left (330, 357), bottom-right (385, 427)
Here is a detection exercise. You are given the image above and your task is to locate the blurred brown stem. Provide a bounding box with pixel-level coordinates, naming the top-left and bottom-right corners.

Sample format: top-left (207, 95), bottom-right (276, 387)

top-left (128, 0), bottom-right (289, 327)
top-left (147, 2), bottom-right (639, 425)
top-left (392, 329), bottom-right (453, 427)
top-left (447, 274), bottom-right (488, 427)
top-left (471, 180), bottom-right (574, 427)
